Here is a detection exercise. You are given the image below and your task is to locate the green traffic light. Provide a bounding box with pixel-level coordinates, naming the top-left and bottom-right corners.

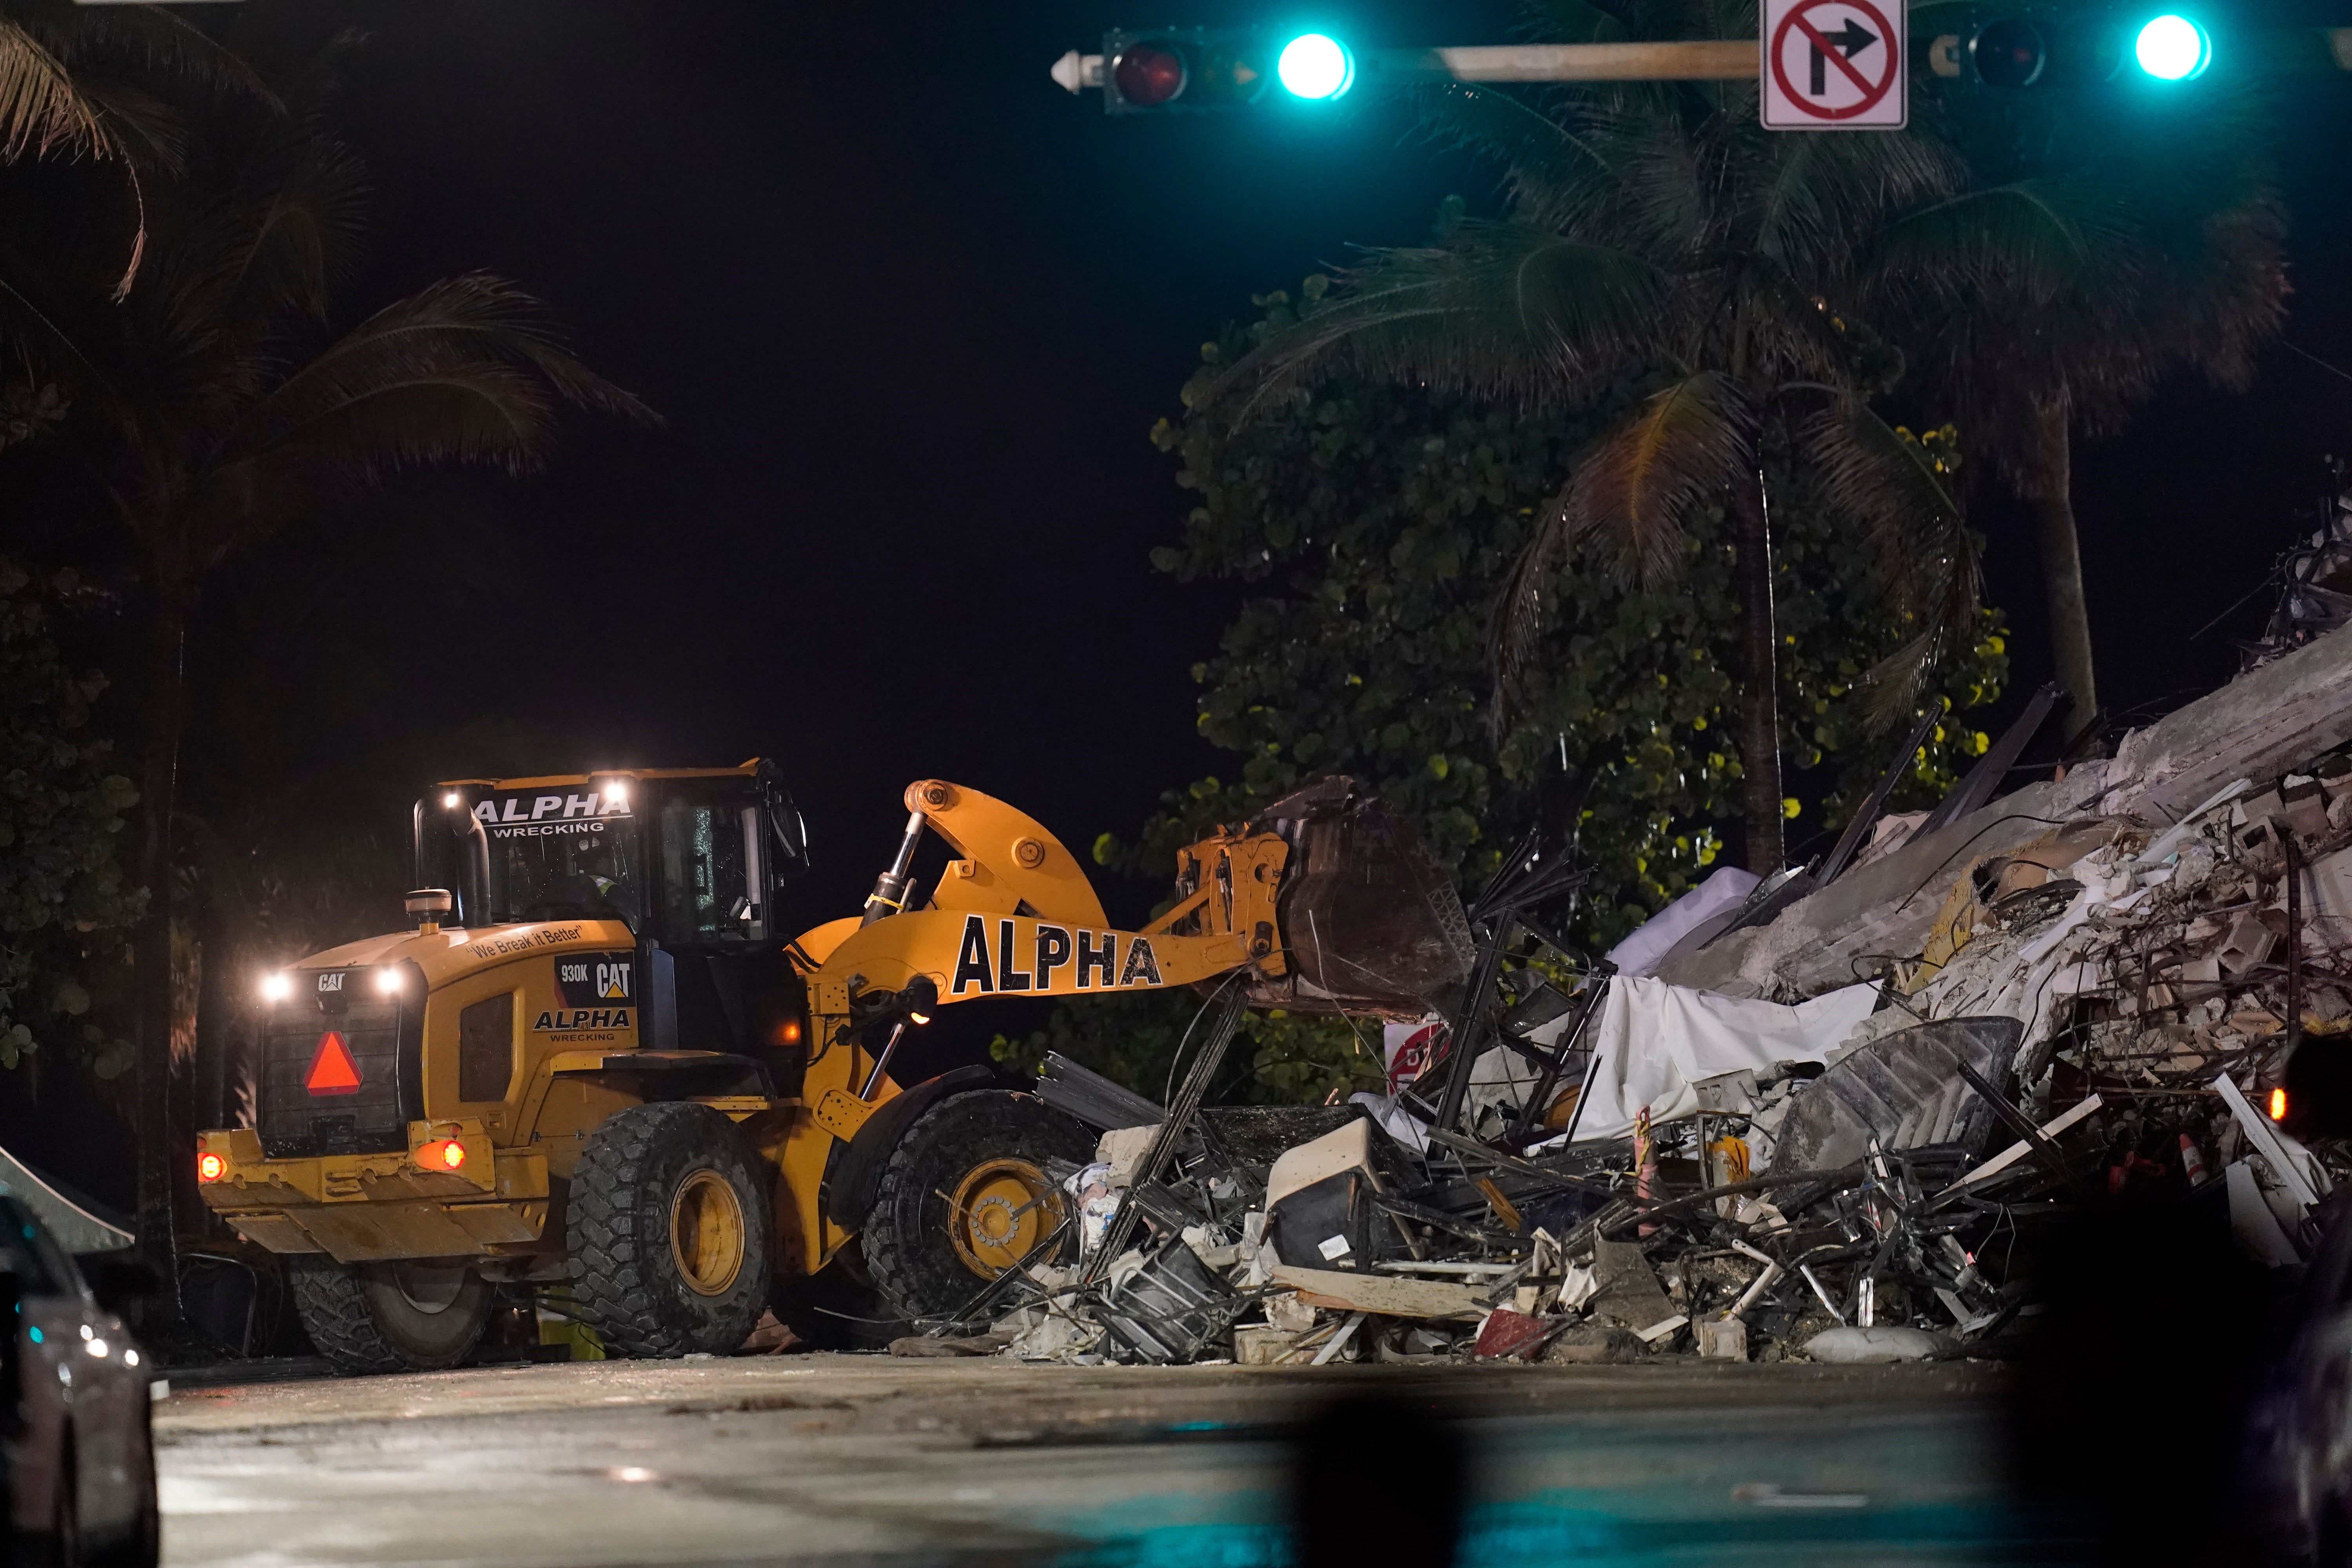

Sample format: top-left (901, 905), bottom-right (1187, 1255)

top-left (1276, 33), bottom-right (1355, 98)
top-left (2132, 13), bottom-right (2211, 79)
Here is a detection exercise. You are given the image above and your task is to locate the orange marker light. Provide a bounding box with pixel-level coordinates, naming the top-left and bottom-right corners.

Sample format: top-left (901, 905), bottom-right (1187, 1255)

top-left (777, 1020), bottom-right (802, 1046)
top-left (196, 1152), bottom-right (225, 1183)
top-left (909, 1012), bottom-right (931, 1026)
top-left (418, 1139), bottom-right (466, 1172)
top-left (2270, 1087), bottom-right (2290, 1122)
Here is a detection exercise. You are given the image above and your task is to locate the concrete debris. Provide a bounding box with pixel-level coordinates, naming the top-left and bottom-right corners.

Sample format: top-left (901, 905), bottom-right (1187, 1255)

top-left (896, 626), bottom-right (2352, 1372)
top-left (1695, 1317), bottom-right (1748, 1360)
top-left (1802, 1326), bottom-right (1958, 1364)
top-left (1471, 1308), bottom-right (1556, 1360)
top-left (1543, 1323), bottom-right (1647, 1363)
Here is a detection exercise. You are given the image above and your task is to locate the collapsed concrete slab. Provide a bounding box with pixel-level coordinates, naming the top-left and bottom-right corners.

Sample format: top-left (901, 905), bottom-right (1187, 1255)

top-left (1657, 620), bottom-right (2352, 1000)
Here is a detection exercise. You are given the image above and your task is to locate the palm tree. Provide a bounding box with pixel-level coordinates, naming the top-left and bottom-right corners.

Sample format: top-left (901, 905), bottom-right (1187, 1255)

top-left (0, 82), bottom-right (652, 1265)
top-left (1203, 62), bottom-right (1982, 873)
top-left (1873, 85), bottom-right (2287, 740)
top-left (0, 2), bottom-right (267, 290)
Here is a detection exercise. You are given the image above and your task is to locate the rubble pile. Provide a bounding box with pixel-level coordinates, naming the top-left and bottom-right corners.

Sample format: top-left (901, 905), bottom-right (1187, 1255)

top-left (1892, 769), bottom-right (2352, 1265)
top-left (894, 631), bottom-right (2352, 1369)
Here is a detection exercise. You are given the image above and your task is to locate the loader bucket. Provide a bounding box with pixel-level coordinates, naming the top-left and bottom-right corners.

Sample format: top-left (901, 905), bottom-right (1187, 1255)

top-left (1232, 777), bottom-right (1474, 1018)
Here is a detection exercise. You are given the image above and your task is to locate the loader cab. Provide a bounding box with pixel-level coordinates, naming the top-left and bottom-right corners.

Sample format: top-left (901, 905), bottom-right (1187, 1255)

top-left (416, 762), bottom-right (814, 1080)
top-left (416, 762), bottom-right (807, 949)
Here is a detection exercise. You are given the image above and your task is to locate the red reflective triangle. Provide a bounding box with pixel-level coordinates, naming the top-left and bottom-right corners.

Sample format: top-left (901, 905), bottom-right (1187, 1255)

top-left (305, 1031), bottom-right (363, 1096)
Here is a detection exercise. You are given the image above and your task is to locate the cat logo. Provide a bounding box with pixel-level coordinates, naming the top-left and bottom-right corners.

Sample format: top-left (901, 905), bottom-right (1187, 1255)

top-left (316, 972), bottom-right (344, 994)
top-left (553, 951), bottom-right (636, 1011)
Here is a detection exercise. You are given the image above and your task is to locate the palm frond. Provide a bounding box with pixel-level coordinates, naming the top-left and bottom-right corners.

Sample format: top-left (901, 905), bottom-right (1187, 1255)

top-left (0, 20), bottom-right (111, 161)
top-left (196, 374), bottom-right (570, 564)
top-left (1802, 398), bottom-right (1981, 722)
top-left (218, 272), bottom-right (656, 482)
top-left (1488, 488), bottom-right (1576, 725)
top-left (57, 74), bottom-right (180, 172)
top-left (1518, 0), bottom-right (1631, 44)
top-left (1565, 369), bottom-right (1750, 581)
top-left (1741, 129), bottom-right (1962, 276)
top-left (1873, 177), bottom-right (2142, 303)
top-left (1408, 82), bottom-right (1617, 227)
top-left (1203, 221), bottom-right (1667, 422)
top-left (186, 128), bottom-right (371, 331)
top-left (27, 5), bottom-right (276, 113)
top-left (1488, 373), bottom-right (1749, 724)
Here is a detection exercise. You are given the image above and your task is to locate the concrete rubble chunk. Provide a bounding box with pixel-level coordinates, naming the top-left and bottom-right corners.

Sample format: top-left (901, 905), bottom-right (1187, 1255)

top-left (1586, 1240), bottom-right (1676, 1334)
top-left (1803, 1326), bottom-right (1958, 1363)
top-left (1658, 621), bottom-right (2352, 999)
top-left (1543, 1323), bottom-right (1648, 1364)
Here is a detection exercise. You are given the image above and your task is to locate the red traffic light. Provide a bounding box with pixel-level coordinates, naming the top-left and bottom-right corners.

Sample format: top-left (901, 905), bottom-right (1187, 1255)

top-left (1973, 18), bottom-right (2046, 86)
top-left (1097, 29), bottom-right (1278, 114)
top-left (1112, 43), bottom-right (1187, 107)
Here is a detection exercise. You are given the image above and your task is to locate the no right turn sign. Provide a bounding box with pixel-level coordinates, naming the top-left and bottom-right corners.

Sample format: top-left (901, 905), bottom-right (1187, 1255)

top-left (1761, 0), bottom-right (1906, 129)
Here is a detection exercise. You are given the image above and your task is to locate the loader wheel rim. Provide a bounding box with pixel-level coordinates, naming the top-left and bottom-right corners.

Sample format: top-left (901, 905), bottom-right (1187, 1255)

top-left (946, 1158), bottom-right (1062, 1278)
top-left (670, 1168), bottom-right (747, 1297)
top-left (387, 1261), bottom-right (469, 1314)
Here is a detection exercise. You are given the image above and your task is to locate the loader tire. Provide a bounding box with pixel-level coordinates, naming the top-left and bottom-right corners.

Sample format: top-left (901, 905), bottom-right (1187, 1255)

top-left (568, 1101), bottom-right (772, 1357)
top-left (290, 1256), bottom-right (492, 1374)
top-left (863, 1090), bottom-right (1093, 1322)
top-left (770, 1254), bottom-right (905, 1351)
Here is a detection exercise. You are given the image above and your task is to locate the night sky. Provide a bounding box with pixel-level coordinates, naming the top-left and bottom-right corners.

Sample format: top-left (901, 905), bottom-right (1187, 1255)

top-left (187, 1), bottom-right (2352, 1052)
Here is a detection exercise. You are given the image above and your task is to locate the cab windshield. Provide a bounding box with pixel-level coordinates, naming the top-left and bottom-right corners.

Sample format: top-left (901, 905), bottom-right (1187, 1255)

top-left (475, 789), bottom-right (645, 928)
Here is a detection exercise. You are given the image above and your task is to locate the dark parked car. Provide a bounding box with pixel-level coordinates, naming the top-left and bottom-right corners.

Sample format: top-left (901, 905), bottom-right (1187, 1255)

top-left (0, 1196), bottom-right (160, 1568)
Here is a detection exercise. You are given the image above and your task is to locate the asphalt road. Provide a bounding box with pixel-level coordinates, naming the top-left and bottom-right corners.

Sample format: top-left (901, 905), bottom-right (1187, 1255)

top-left (154, 1354), bottom-right (2082, 1568)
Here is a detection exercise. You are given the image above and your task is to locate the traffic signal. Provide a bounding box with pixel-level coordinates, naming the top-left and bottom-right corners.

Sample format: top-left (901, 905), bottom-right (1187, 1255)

top-left (2132, 13), bottom-right (2212, 79)
top-left (1055, 27), bottom-right (1357, 114)
top-left (1276, 33), bottom-right (1356, 99)
top-left (1923, 5), bottom-right (2215, 87)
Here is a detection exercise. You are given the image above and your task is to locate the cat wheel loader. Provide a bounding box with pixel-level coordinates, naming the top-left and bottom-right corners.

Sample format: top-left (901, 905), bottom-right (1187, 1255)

top-left (194, 762), bottom-right (1466, 1371)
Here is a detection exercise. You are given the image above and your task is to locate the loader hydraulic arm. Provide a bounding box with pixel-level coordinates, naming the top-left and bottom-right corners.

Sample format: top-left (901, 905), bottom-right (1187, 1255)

top-left (795, 780), bottom-right (1289, 1031)
top-left (776, 779), bottom-right (1293, 1270)
top-left (787, 780), bottom-right (1291, 1111)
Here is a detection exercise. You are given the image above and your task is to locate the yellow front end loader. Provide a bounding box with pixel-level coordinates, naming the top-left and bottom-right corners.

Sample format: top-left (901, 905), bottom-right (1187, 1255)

top-left (196, 763), bottom-right (1465, 1370)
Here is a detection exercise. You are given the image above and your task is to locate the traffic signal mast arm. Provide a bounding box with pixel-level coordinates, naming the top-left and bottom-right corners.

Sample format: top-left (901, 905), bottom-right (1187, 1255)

top-left (1376, 42), bottom-right (1753, 81)
top-left (1054, 38), bottom-right (1756, 91)
top-left (1055, 23), bottom-right (2352, 94)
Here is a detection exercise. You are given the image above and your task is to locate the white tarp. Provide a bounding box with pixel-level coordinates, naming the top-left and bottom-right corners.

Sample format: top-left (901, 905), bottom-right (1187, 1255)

top-left (1564, 975), bottom-right (1883, 1141)
top-left (1604, 866), bottom-right (1760, 978)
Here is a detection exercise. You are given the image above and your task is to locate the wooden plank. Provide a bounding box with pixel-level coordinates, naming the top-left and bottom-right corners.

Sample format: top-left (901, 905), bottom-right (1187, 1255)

top-left (1272, 1265), bottom-right (1487, 1321)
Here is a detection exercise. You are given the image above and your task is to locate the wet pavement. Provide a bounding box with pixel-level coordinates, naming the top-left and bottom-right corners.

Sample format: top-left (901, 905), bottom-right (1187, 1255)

top-left (154, 1354), bottom-right (2076, 1567)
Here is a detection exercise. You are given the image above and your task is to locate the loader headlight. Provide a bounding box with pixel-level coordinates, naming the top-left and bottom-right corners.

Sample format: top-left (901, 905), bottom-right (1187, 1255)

top-left (375, 967), bottom-right (404, 995)
top-left (259, 972), bottom-right (292, 1004)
